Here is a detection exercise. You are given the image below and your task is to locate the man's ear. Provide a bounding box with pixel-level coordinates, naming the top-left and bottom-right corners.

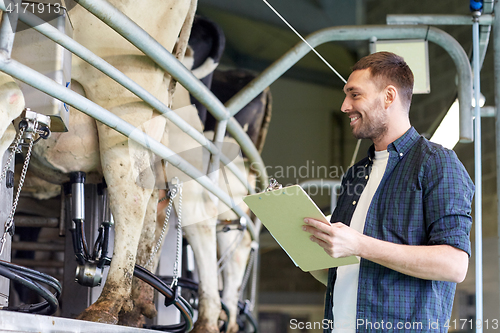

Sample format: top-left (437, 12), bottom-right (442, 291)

top-left (384, 85), bottom-right (397, 108)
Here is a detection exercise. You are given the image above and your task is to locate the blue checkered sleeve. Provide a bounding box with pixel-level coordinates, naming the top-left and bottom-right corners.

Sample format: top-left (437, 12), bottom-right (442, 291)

top-left (423, 147), bottom-right (474, 256)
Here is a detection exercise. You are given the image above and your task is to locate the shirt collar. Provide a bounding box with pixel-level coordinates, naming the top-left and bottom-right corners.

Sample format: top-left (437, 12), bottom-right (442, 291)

top-left (367, 127), bottom-right (419, 161)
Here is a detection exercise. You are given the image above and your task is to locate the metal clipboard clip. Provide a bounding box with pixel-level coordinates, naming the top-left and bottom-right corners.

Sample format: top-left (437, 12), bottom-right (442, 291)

top-left (265, 178), bottom-right (282, 192)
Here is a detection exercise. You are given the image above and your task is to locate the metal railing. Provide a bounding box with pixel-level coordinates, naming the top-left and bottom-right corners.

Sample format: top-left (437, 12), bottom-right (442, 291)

top-left (0, 0), bottom-right (264, 239)
top-left (0, 0), bottom-right (474, 242)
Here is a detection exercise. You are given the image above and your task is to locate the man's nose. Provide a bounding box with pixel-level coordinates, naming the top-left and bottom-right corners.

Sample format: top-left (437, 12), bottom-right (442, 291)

top-left (341, 98), bottom-right (350, 113)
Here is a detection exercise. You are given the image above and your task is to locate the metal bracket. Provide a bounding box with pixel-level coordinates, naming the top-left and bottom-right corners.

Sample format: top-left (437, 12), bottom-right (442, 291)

top-left (19, 108), bottom-right (51, 145)
top-left (216, 216), bottom-right (247, 233)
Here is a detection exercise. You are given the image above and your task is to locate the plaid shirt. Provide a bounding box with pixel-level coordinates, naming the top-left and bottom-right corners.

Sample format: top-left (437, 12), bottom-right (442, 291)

top-left (324, 127), bottom-right (474, 333)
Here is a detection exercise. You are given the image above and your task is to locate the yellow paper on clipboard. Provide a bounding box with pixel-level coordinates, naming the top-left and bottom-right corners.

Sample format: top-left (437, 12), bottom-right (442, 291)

top-left (243, 185), bottom-right (358, 272)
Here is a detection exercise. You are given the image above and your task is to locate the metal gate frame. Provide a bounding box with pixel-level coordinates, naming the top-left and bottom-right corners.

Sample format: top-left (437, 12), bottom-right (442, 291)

top-left (0, 0), bottom-right (473, 242)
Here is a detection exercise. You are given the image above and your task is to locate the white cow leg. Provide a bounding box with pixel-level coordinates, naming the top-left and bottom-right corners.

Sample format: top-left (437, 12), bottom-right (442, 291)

top-left (182, 190), bottom-right (220, 333)
top-left (218, 229), bottom-right (252, 333)
top-left (185, 221), bottom-right (220, 333)
top-left (77, 104), bottom-right (160, 324)
top-left (116, 122), bottom-right (169, 327)
top-left (118, 189), bottom-right (161, 327)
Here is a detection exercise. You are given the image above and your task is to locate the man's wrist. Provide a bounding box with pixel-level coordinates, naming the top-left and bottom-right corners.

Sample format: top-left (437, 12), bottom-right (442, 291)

top-left (356, 233), bottom-right (371, 258)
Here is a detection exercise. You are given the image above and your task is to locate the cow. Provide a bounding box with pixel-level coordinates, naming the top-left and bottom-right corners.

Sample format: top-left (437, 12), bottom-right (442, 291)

top-left (12, 0), bottom-right (224, 330)
top-left (1, 2), bottom-right (270, 332)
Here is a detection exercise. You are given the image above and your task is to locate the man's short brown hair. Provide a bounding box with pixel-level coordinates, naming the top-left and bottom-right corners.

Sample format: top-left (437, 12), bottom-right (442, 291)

top-left (352, 51), bottom-right (414, 111)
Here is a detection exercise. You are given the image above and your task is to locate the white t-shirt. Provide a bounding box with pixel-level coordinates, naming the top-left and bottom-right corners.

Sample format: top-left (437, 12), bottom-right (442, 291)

top-left (332, 150), bottom-right (389, 332)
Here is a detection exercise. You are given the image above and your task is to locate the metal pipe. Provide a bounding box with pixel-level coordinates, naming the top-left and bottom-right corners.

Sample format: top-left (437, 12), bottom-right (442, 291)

top-left (11, 242), bottom-right (65, 252)
top-left (0, 1), bottom-right (254, 195)
top-left (11, 259), bottom-right (64, 268)
top-left (387, 13), bottom-right (492, 70)
top-left (0, 0), bottom-right (20, 57)
top-left (250, 243), bottom-right (258, 312)
top-left (101, 187), bottom-right (111, 225)
top-left (399, 12), bottom-right (491, 142)
top-left (70, 0), bottom-right (267, 192)
top-left (386, 14), bottom-right (494, 26)
top-left (14, 216), bottom-right (59, 228)
top-left (0, 54), bottom-right (257, 241)
top-left (472, 12), bottom-right (483, 332)
top-left (59, 191), bottom-right (66, 236)
top-left (71, 172), bottom-right (86, 222)
top-left (494, 0), bottom-right (500, 324)
top-left (207, 120), bottom-right (228, 207)
top-left (480, 106), bottom-right (495, 117)
top-left (224, 25), bottom-right (473, 142)
top-left (483, 0), bottom-right (495, 13)
top-left (228, 118), bottom-right (269, 192)
top-left (478, 23), bottom-right (491, 69)
top-left (73, 0), bottom-right (230, 120)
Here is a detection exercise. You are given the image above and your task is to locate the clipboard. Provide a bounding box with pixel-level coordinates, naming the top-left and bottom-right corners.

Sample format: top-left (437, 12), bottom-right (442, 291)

top-left (243, 185), bottom-right (358, 272)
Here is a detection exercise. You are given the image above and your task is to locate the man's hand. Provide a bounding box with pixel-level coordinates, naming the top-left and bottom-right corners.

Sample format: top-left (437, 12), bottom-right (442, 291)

top-left (302, 218), bottom-right (363, 258)
top-left (302, 218), bottom-right (469, 283)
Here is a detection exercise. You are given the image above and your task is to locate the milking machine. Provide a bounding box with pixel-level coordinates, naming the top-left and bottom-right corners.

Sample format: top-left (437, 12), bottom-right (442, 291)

top-left (66, 173), bottom-right (108, 288)
top-left (0, 109), bottom-right (62, 315)
top-left (66, 173), bottom-right (194, 332)
top-left (67, 172), bottom-right (111, 288)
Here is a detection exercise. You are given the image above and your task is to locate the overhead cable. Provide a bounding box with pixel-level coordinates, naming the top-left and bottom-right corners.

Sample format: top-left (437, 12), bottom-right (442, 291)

top-left (262, 0), bottom-right (347, 84)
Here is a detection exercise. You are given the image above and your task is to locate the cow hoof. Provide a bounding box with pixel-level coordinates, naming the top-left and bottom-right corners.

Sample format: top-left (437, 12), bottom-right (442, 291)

top-left (225, 323), bottom-right (240, 333)
top-left (140, 301), bottom-right (157, 319)
top-left (190, 320), bottom-right (220, 333)
top-left (190, 327), bottom-right (220, 333)
top-left (118, 308), bottom-right (145, 328)
top-left (77, 309), bottom-right (119, 324)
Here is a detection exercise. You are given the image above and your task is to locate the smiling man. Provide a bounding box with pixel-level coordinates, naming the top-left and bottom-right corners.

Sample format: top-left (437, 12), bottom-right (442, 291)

top-left (303, 52), bottom-right (474, 333)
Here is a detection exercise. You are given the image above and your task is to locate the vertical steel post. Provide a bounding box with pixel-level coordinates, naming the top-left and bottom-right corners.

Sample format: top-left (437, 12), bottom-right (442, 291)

top-left (0, 0), bottom-right (20, 308)
top-left (493, 0), bottom-right (500, 324)
top-left (0, 151), bottom-right (13, 307)
top-left (207, 120), bottom-right (228, 207)
top-left (472, 11), bottom-right (483, 332)
top-left (0, 0), bottom-right (20, 57)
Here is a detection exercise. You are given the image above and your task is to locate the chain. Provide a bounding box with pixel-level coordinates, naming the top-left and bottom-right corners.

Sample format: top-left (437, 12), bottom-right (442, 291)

top-left (0, 122), bottom-right (36, 256)
top-left (145, 178), bottom-right (180, 269)
top-left (0, 126), bottom-right (24, 184)
top-left (171, 180), bottom-right (182, 288)
top-left (144, 177), bottom-right (184, 291)
top-left (158, 195), bottom-right (169, 203)
top-left (239, 244), bottom-right (256, 301)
